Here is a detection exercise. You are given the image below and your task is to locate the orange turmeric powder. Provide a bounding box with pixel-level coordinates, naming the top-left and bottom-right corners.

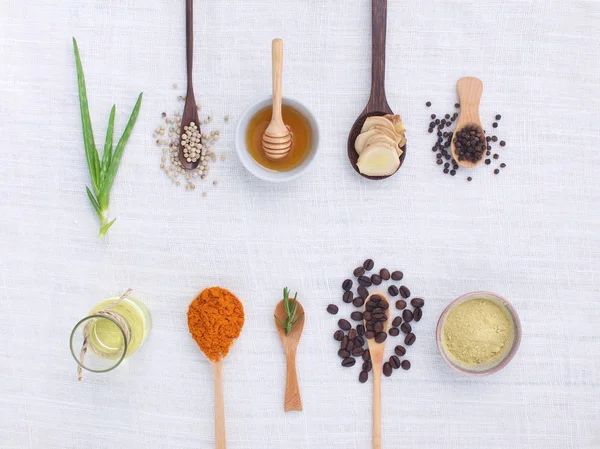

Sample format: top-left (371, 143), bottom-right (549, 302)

top-left (187, 287), bottom-right (245, 361)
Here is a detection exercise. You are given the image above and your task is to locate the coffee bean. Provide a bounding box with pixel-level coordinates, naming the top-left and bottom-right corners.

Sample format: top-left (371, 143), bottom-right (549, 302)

top-left (375, 332), bottom-right (387, 343)
top-left (383, 362), bottom-right (393, 377)
top-left (363, 349), bottom-right (371, 361)
top-left (426, 101), bottom-right (432, 107)
top-left (363, 311), bottom-right (373, 321)
top-left (411, 298), bottom-right (425, 308)
top-left (370, 294), bottom-right (382, 303)
top-left (343, 291), bottom-right (353, 303)
top-left (348, 329), bottom-right (357, 340)
top-left (495, 114), bottom-right (501, 120)
top-left (390, 355), bottom-right (401, 369)
top-left (373, 313), bottom-right (386, 321)
top-left (394, 345), bottom-right (406, 356)
top-left (371, 274), bottom-right (382, 285)
top-left (388, 285), bottom-right (399, 296)
top-left (391, 271), bottom-right (404, 281)
top-left (338, 319), bottom-right (351, 331)
top-left (366, 330), bottom-right (376, 339)
top-left (357, 324), bottom-right (365, 336)
top-left (392, 316), bottom-right (402, 327)
top-left (363, 259), bottom-right (375, 270)
top-left (346, 339), bottom-right (355, 352)
top-left (402, 310), bottom-right (413, 322)
top-left (399, 286), bottom-right (411, 299)
top-left (413, 308), bottom-right (423, 322)
top-left (395, 300), bottom-right (407, 310)
top-left (380, 268), bottom-right (390, 280)
top-left (342, 279), bottom-right (353, 291)
top-left (374, 321), bottom-right (384, 333)
top-left (338, 349), bottom-right (350, 358)
top-left (351, 311), bottom-right (364, 321)
top-left (334, 330), bottom-right (344, 341)
top-left (341, 336), bottom-right (349, 349)
top-left (353, 296), bottom-right (365, 307)
top-left (353, 266), bottom-right (365, 277)
top-left (327, 304), bottom-right (339, 315)
top-left (355, 336), bottom-right (365, 346)
top-left (359, 371), bottom-right (369, 383)
top-left (352, 347), bottom-right (364, 357)
top-left (362, 360), bottom-right (372, 372)
top-left (358, 276), bottom-right (372, 287)
top-left (401, 360), bottom-right (411, 370)
top-left (389, 327), bottom-right (400, 337)
top-left (357, 286), bottom-right (369, 299)
top-left (400, 322), bottom-right (412, 334)
top-left (500, 140), bottom-right (506, 147)
top-left (342, 357), bottom-right (356, 367)
top-left (405, 333), bottom-right (416, 346)
top-left (379, 301), bottom-right (389, 310)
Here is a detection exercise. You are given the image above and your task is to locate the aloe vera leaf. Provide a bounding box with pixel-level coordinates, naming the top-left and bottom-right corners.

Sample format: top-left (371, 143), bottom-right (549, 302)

top-left (101, 105), bottom-right (116, 180)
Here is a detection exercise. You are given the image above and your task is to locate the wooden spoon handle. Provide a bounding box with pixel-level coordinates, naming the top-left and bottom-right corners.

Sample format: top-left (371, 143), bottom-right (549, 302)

top-left (212, 361), bottom-right (226, 449)
top-left (284, 350), bottom-right (302, 412)
top-left (372, 360), bottom-right (382, 449)
top-left (456, 77), bottom-right (483, 125)
top-left (185, 0), bottom-right (194, 87)
top-left (271, 38), bottom-right (284, 124)
top-left (367, 0), bottom-right (390, 113)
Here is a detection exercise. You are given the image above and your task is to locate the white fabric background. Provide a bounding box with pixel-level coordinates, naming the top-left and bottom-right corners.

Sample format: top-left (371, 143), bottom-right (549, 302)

top-left (1, 0), bottom-right (600, 448)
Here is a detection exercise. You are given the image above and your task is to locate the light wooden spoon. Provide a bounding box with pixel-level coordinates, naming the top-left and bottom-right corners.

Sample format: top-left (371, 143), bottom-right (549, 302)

top-left (262, 38), bottom-right (292, 161)
top-left (364, 292), bottom-right (390, 449)
top-left (274, 299), bottom-right (305, 412)
top-left (451, 77), bottom-right (485, 168)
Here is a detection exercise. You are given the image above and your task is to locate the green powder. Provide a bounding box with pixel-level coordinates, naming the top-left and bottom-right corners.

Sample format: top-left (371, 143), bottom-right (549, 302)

top-left (443, 298), bottom-right (514, 366)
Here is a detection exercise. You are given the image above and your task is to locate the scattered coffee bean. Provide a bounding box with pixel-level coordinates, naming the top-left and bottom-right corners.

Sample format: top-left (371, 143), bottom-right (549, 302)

top-left (405, 333), bottom-right (416, 346)
top-left (327, 304), bottom-right (339, 315)
top-left (348, 329), bottom-right (357, 340)
top-left (388, 285), bottom-right (399, 296)
top-left (413, 308), bottom-right (423, 322)
top-left (353, 296), bottom-right (365, 307)
top-left (342, 357), bottom-right (356, 367)
top-left (334, 330), bottom-right (344, 341)
top-left (363, 259), bottom-right (375, 270)
top-left (383, 362), bottom-right (393, 377)
top-left (389, 327), bottom-right (400, 337)
top-left (426, 101), bottom-right (432, 107)
top-left (357, 285), bottom-right (369, 299)
top-left (351, 311), bottom-right (364, 321)
top-left (370, 274), bottom-right (382, 285)
top-left (353, 266), bottom-right (365, 277)
top-left (346, 339), bottom-right (355, 352)
top-left (362, 349), bottom-right (371, 361)
top-left (375, 332), bottom-right (387, 343)
top-left (402, 309), bottom-right (413, 322)
top-left (380, 268), bottom-right (390, 280)
top-left (338, 319), bottom-right (351, 331)
top-left (357, 324), bottom-right (365, 336)
top-left (342, 279), bottom-right (353, 291)
top-left (390, 355), bottom-right (401, 369)
top-left (352, 347), bottom-right (364, 357)
top-left (401, 360), bottom-right (411, 370)
top-left (391, 270), bottom-right (404, 281)
top-left (395, 300), bottom-right (407, 310)
top-left (338, 349), bottom-right (350, 358)
top-left (411, 298), bottom-right (424, 308)
top-left (341, 336), bottom-right (349, 349)
top-left (399, 286), bottom-right (411, 298)
top-left (400, 322), bottom-right (412, 334)
top-left (355, 335), bottom-right (365, 346)
top-left (394, 345), bottom-right (406, 356)
top-left (362, 360), bottom-right (372, 372)
top-left (392, 316), bottom-right (402, 327)
top-left (359, 371), bottom-right (368, 383)
top-left (342, 291), bottom-right (353, 303)
top-left (358, 275), bottom-right (372, 287)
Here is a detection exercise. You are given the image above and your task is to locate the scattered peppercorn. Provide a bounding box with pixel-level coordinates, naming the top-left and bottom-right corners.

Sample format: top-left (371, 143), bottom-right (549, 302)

top-left (492, 122), bottom-right (498, 128)
top-left (495, 114), bottom-right (501, 120)
top-left (426, 101), bottom-right (432, 107)
top-left (494, 169), bottom-right (500, 174)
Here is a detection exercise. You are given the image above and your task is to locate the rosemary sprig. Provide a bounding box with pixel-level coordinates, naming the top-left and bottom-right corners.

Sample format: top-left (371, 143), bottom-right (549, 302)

top-left (73, 38), bottom-right (143, 238)
top-left (275, 287), bottom-right (303, 335)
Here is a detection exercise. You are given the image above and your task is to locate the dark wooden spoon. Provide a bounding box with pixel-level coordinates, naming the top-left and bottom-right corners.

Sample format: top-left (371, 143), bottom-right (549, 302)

top-left (347, 0), bottom-right (406, 180)
top-left (178, 0), bottom-right (201, 171)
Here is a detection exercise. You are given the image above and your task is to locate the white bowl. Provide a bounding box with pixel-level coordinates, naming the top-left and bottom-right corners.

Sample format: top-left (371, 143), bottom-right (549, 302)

top-left (235, 96), bottom-right (320, 182)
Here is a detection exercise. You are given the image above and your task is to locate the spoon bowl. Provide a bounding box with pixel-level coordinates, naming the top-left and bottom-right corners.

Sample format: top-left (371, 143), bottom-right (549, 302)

top-left (450, 77), bottom-right (485, 168)
top-left (274, 299), bottom-right (305, 412)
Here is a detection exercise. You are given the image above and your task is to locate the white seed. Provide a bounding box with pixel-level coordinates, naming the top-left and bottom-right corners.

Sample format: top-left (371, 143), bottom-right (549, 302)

top-left (224, 115), bottom-right (229, 121)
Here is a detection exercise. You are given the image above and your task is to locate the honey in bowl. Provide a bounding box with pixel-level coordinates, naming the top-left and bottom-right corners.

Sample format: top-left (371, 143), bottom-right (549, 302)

top-left (246, 104), bottom-right (313, 171)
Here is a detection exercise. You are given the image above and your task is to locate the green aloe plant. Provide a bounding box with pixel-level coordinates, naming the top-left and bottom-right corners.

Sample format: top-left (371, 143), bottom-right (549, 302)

top-left (72, 37), bottom-right (143, 237)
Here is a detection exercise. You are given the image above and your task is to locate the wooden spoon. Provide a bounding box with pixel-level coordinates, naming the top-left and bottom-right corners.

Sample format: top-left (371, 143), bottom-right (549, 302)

top-left (347, 0), bottom-right (406, 180)
top-left (450, 77), bottom-right (485, 168)
top-left (364, 292), bottom-right (390, 449)
top-left (178, 0), bottom-right (201, 171)
top-left (274, 299), bottom-right (305, 412)
top-left (211, 360), bottom-right (227, 449)
top-left (262, 38), bottom-right (292, 161)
